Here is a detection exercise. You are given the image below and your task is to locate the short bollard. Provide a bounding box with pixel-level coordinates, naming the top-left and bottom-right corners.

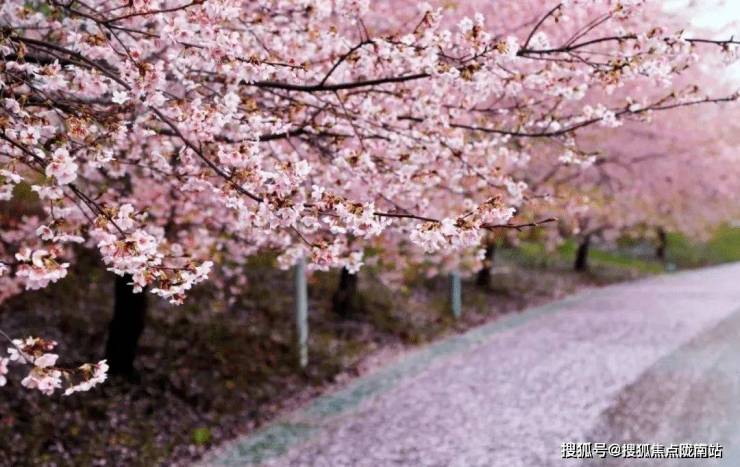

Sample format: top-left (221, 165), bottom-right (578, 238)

top-left (449, 271), bottom-right (462, 319)
top-left (294, 256), bottom-right (308, 368)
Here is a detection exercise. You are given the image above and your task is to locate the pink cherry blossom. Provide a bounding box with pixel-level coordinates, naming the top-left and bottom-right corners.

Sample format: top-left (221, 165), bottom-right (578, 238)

top-left (0, 357), bottom-right (8, 387)
top-left (44, 147), bottom-right (78, 185)
top-left (0, 335), bottom-right (108, 396)
top-left (0, 0), bottom-right (738, 397)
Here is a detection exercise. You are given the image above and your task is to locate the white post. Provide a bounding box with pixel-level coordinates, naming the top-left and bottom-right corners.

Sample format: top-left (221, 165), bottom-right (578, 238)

top-left (449, 271), bottom-right (462, 319)
top-left (295, 256), bottom-right (308, 368)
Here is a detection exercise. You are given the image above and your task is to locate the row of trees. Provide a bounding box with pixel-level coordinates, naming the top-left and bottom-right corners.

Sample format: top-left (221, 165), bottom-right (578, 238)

top-left (0, 0), bottom-right (738, 395)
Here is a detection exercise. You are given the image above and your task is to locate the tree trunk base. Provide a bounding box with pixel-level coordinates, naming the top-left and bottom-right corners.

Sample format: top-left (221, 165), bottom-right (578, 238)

top-left (656, 227), bottom-right (667, 262)
top-left (574, 235), bottom-right (591, 272)
top-left (476, 243), bottom-right (496, 288)
top-left (105, 274), bottom-right (147, 378)
top-left (332, 268), bottom-right (363, 319)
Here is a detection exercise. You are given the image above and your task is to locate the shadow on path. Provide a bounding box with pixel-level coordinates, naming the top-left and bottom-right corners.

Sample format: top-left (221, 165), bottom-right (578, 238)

top-left (583, 307), bottom-right (740, 466)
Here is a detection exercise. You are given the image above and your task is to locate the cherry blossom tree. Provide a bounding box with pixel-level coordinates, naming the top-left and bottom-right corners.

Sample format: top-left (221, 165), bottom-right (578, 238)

top-left (520, 60), bottom-right (740, 269)
top-left (0, 0), bottom-right (738, 389)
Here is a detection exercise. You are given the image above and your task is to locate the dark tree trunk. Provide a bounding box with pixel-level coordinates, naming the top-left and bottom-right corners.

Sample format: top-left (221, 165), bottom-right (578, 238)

top-left (656, 227), bottom-right (667, 262)
top-left (574, 235), bottom-right (591, 272)
top-left (105, 274), bottom-right (147, 378)
top-left (332, 267), bottom-right (361, 318)
top-left (476, 243), bottom-right (497, 288)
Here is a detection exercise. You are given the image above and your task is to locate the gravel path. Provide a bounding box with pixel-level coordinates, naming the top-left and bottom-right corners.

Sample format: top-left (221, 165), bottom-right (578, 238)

top-left (202, 263), bottom-right (740, 467)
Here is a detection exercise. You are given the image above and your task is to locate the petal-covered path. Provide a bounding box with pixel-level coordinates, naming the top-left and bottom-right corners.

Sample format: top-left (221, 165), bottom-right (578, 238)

top-left (202, 263), bottom-right (740, 467)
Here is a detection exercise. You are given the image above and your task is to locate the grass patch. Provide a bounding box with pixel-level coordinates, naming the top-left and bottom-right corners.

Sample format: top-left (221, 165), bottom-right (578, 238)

top-left (500, 239), bottom-right (663, 274)
top-left (667, 225), bottom-right (740, 268)
top-left (499, 224), bottom-right (740, 277)
top-left (588, 248), bottom-right (664, 274)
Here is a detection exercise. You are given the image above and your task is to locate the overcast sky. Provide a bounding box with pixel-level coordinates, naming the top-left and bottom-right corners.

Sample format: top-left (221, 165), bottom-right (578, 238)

top-left (665, 0), bottom-right (739, 32)
top-left (665, 0), bottom-right (740, 81)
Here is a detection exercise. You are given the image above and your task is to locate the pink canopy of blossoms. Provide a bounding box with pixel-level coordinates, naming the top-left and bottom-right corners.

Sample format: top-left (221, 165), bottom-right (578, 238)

top-left (0, 0), bottom-right (738, 394)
